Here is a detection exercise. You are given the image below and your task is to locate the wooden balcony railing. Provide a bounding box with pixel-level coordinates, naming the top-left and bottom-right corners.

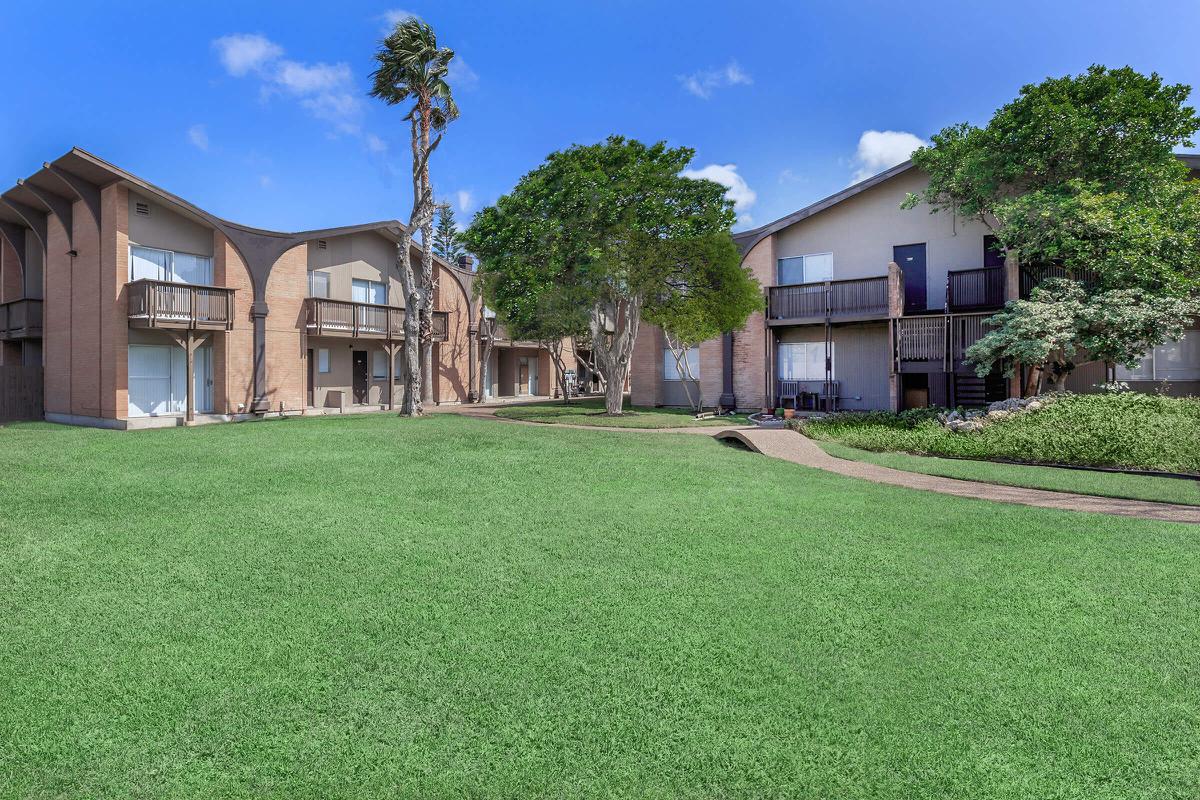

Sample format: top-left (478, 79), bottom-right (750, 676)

top-left (768, 276), bottom-right (889, 322)
top-left (305, 297), bottom-right (448, 341)
top-left (1019, 265), bottom-right (1101, 299)
top-left (947, 266), bottom-right (1004, 311)
top-left (895, 312), bottom-right (994, 371)
top-left (0, 298), bottom-right (43, 340)
top-left (127, 280), bottom-right (234, 330)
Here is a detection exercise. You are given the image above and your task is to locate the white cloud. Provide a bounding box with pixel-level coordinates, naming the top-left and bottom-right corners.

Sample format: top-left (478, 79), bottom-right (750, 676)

top-left (380, 8), bottom-right (419, 30)
top-left (851, 130), bottom-right (927, 182)
top-left (187, 124), bottom-right (209, 152)
top-left (778, 168), bottom-right (804, 184)
top-left (681, 163), bottom-right (757, 214)
top-left (448, 56), bottom-right (478, 90)
top-left (678, 60), bottom-right (752, 99)
top-left (213, 32), bottom-right (367, 138)
top-left (213, 34), bottom-right (283, 77)
top-left (456, 189), bottom-right (474, 213)
top-left (365, 134), bottom-right (388, 154)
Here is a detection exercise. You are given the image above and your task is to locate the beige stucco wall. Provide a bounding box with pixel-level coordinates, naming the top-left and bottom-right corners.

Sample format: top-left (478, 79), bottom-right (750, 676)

top-left (127, 192), bottom-right (214, 258)
top-left (772, 168), bottom-right (992, 311)
top-left (307, 231), bottom-right (398, 302)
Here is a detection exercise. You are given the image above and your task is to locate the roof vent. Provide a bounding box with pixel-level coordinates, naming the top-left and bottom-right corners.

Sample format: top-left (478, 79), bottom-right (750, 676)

top-left (134, 201), bottom-right (150, 217)
top-left (317, 239), bottom-right (327, 249)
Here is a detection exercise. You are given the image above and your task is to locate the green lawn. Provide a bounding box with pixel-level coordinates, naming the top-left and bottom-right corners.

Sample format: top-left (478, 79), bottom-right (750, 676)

top-left (495, 397), bottom-right (747, 428)
top-left (2, 414), bottom-right (1198, 798)
top-left (818, 440), bottom-right (1200, 506)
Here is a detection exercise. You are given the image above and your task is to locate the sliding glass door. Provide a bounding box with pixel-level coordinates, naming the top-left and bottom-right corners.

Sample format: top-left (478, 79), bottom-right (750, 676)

top-left (127, 343), bottom-right (214, 417)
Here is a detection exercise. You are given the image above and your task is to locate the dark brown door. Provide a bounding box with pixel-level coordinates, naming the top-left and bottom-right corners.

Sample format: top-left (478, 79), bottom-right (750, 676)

top-left (352, 350), bottom-right (369, 404)
top-left (306, 349), bottom-right (314, 407)
top-left (894, 243), bottom-right (927, 314)
top-left (518, 359), bottom-right (529, 394)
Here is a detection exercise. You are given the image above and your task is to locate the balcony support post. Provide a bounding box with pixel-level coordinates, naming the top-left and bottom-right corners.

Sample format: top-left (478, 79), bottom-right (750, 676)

top-left (251, 301), bottom-right (269, 412)
top-left (383, 342), bottom-right (402, 410)
top-left (718, 331), bottom-right (736, 411)
top-left (467, 323), bottom-right (479, 403)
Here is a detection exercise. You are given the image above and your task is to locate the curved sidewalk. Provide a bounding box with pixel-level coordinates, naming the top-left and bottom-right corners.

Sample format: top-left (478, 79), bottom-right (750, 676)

top-left (716, 428), bottom-right (1200, 524)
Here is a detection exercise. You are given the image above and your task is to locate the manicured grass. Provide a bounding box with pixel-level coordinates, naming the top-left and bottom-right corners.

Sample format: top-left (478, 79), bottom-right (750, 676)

top-left (495, 396), bottom-right (747, 428)
top-left (2, 414), bottom-right (1198, 798)
top-left (802, 392), bottom-right (1200, 473)
top-left (818, 440), bottom-right (1200, 506)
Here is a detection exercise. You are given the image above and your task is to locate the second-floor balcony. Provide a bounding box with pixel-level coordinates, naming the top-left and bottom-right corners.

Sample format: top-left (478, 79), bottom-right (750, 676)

top-left (768, 276), bottom-right (889, 324)
top-left (0, 298), bottom-right (43, 340)
top-left (946, 266), bottom-right (1005, 312)
top-left (305, 297), bottom-right (448, 341)
top-left (894, 312), bottom-right (994, 370)
top-left (127, 279), bottom-right (235, 331)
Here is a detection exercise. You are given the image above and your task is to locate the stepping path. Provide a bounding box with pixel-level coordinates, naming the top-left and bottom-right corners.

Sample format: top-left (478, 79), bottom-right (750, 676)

top-left (442, 405), bottom-right (1198, 522)
top-left (716, 428), bottom-right (1200, 525)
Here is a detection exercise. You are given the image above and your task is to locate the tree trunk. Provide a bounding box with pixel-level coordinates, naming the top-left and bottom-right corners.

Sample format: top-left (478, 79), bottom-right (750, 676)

top-left (418, 101), bottom-right (436, 407)
top-left (590, 295), bottom-right (640, 415)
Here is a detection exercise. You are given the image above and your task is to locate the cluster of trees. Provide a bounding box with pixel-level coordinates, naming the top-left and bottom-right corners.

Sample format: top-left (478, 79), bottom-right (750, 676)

top-left (462, 137), bottom-right (761, 414)
top-left (907, 65), bottom-right (1200, 391)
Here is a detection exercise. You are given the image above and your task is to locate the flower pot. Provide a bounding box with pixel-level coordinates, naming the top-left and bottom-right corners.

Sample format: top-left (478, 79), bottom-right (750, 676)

top-left (783, 408), bottom-right (795, 420)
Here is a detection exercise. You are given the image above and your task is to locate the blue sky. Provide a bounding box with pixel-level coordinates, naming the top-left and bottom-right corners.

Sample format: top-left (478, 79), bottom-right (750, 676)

top-left (2, 1), bottom-right (1198, 234)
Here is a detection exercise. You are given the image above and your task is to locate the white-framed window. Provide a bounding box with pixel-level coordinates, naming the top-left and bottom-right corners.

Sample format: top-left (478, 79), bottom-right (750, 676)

top-left (309, 271), bottom-right (330, 298)
top-left (317, 348), bottom-right (331, 374)
top-left (1116, 333), bottom-right (1200, 381)
top-left (777, 252), bottom-right (833, 285)
top-left (777, 342), bottom-right (833, 381)
top-left (352, 278), bottom-right (387, 305)
top-left (663, 346), bottom-right (700, 381)
top-left (372, 351), bottom-right (388, 380)
top-left (130, 245), bottom-right (213, 285)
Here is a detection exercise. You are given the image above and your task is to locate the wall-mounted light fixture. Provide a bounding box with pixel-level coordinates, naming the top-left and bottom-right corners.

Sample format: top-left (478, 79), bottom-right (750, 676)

top-left (67, 249), bottom-right (78, 258)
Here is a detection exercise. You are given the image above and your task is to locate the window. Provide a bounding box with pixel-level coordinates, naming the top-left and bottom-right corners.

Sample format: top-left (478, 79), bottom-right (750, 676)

top-left (777, 342), bottom-right (834, 381)
top-left (352, 278), bottom-right (387, 305)
top-left (317, 348), bottom-right (331, 374)
top-left (663, 346), bottom-right (700, 381)
top-left (309, 271), bottom-right (330, 298)
top-left (1116, 333), bottom-right (1200, 381)
top-left (129, 245), bottom-right (213, 285)
top-left (372, 351), bottom-right (388, 380)
top-left (777, 252), bottom-right (833, 285)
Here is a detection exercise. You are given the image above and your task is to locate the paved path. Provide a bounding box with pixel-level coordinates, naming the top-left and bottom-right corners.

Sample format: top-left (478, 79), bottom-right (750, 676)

top-left (442, 405), bottom-right (1199, 523)
top-left (716, 428), bottom-right (1200, 525)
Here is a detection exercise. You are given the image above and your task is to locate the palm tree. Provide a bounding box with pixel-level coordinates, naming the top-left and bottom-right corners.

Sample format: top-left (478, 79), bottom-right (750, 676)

top-left (370, 17), bottom-right (459, 412)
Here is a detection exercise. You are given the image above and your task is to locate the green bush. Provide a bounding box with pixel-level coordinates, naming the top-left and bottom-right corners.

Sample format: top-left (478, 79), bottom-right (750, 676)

top-left (800, 392), bottom-right (1200, 473)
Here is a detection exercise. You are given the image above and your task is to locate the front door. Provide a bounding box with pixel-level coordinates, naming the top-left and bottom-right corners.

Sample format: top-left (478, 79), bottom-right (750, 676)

top-left (894, 243), bottom-right (927, 314)
top-left (518, 358), bottom-right (529, 395)
top-left (307, 348), bottom-right (315, 407)
top-left (352, 350), bottom-right (369, 404)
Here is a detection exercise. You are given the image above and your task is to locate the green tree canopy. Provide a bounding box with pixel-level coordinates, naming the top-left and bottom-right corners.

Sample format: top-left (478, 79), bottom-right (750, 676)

top-left (463, 136), bottom-right (758, 414)
top-left (433, 204), bottom-right (465, 263)
top-left (904, 65), bottom-right (1200, 390)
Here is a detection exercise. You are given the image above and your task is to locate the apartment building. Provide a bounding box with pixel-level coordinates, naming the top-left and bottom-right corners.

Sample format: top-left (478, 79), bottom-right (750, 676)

top-left (632, 156), bottom-right (1200, 412)
top-left (0, 149), bottom-right (572, 428)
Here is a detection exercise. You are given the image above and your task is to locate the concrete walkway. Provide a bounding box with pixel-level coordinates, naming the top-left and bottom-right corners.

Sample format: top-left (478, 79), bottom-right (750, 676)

top-left (442, 405), bottom-right (1199, 523)
top-left (716, 428), bottom-right (1200, 525)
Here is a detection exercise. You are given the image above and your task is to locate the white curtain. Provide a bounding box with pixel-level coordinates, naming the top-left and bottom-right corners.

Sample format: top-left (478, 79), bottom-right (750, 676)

top-left (777, 342), bottom-right (834, 381)
top-left (172, 253), bottom-right (213, 285)
top-left (131, 246), bottom-right (170, 281)
top-left (128, 345), bottom-right (172, 416)
top-left (803, 253), bottom-right (834, 283)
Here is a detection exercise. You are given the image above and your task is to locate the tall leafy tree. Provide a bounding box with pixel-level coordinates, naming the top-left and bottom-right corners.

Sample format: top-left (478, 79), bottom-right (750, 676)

top-left (433, 203), bottom-right (465, 263)
top-left (904, 65), bottom-right (1200, 391)
top-left (463, 137), bottom-right (749, 415)
top-left (370, 16), bottom-right (458, 414)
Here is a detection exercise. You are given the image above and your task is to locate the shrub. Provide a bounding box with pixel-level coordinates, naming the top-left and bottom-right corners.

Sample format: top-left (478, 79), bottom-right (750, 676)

top-left (800, 392), bottom-right (1200, 473)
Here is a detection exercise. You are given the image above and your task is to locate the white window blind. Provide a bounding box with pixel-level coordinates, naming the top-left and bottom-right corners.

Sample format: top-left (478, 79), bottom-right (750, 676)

top-left (1116, 333), bottom-right (1200, 381)
top-left (777, 342), bottom-right (834, 381)
top-left (777, 252), bottom-right (833, 285)
top-left (352, 279), bottom-right (387, 305)
top-left (318, 348), bottom-right (331, 374)
top-left (129, 245), bottom-right (212, 284)
top-left (663, 346), bottom-right (700, 381)
top-left (372, 351), bottom-right (388, 379)
top-left (309, 272), bottom-right (330, 298)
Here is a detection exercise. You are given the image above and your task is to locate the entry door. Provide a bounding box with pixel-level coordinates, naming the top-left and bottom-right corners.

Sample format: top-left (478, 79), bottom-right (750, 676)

top-left (518, 358), bottom-right (529, 395)
top-left (894, 243), bottom-right (927, 314)
top-left (307, 349), bottom-right (315, 407)
top-left (193, 345), bottom-right (213, 413)
top-left (352, 350), bottom-right (369, 404)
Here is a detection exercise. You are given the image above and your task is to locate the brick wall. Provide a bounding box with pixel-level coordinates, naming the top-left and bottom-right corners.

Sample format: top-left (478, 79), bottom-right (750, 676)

top-left (435, 263), bottom-right (472, 403)
top-left (630, 321), bottom-right (662, 406)
top-left (100, 185), bottom-right (127, 419)
top-left (214, 232), bottom-right (256, 413)
top-left (732, 236), bottom-right (774, 410)
top-left (262, 244), bottom-right (308, 412)
top-left (698, 335), bottom-right (722, 408)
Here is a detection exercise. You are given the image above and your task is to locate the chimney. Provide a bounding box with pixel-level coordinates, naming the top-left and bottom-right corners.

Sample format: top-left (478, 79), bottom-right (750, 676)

top-left (457, 254), bottom-right (475, 271)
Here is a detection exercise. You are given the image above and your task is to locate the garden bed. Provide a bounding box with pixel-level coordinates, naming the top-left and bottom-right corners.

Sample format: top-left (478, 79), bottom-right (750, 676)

top-left (797, 392), bottom-right (1200, 474)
